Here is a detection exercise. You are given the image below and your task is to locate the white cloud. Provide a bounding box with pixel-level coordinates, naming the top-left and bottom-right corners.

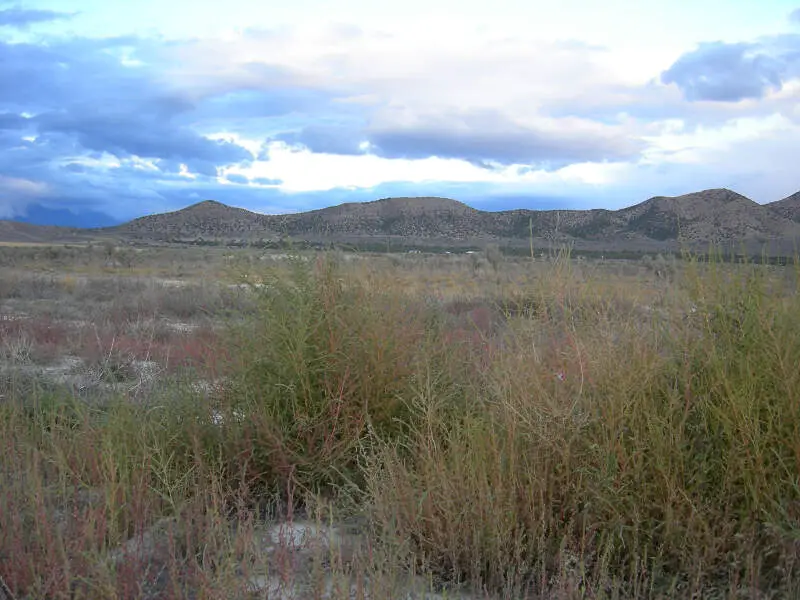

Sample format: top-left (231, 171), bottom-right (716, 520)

top-left (0, 175), bottom-right (49, 196)
top-left (178, 164), bottom-right (197, 179)
top-left (0, 176), bottom-right (50, 218)
top-left (222, 141), bottom-right (630, 194)
top-left (641, 113), bottom-right (795, 165)
top-left (166, 18), bottom-right (800, 186)
top-left (171, 25), bottom-right (651, 116)
top-left (62, 152), bottom-right (122, 170)
top-left (212, 107), bottom-right (799, 206)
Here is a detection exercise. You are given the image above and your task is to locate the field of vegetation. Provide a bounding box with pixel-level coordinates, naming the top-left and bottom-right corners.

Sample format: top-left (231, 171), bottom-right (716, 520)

top-left (1, 242), bottom-right (799, 599)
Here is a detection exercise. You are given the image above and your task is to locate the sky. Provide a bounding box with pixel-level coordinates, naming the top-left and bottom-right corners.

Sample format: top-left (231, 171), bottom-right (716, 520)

top-left (1, 0), bottom-right (799, 225)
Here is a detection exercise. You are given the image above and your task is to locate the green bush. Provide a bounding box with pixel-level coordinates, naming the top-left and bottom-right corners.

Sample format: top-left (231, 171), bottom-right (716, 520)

top-left (219, 254), bottom-right (461, 497)
top-left (365, 253), bottom-right (800, 595)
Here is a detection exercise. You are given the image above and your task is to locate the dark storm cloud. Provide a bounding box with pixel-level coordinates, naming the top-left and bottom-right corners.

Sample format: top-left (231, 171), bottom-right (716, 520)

top-left (0, 7), bottom-right (74, 27)
top-left (34, 111), bottom-right (251, 176)
top-left (0, 37), bottom-right (253, 171)
top-left (661, 37), bottom-right (800, 101)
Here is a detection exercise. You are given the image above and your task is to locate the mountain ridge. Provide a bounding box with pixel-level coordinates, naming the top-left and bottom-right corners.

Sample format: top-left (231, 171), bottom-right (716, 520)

top-left (3, 188), bottom-right (800, 252)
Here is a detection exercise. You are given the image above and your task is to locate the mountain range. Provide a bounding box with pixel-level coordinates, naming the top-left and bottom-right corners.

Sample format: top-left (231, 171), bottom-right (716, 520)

top-left (2, 188), bottom-right (800, 254)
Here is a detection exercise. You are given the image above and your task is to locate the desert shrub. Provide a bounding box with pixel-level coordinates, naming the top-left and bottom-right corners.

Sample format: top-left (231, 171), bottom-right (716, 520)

top-left (364, 253), bottom-right (800, 596)
top-left (154, 281), bottom-right (254, 320)
top-left (218, 254), bottom-right (464, 497)
top-left (0, 381), bottom-right (240, 599)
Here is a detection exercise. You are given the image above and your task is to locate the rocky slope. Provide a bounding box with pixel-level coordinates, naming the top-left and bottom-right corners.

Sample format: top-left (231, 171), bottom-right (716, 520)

top-left (111, 200), bottom-right (271, 240)
top-left (766, 191), bottom-right (800, 223)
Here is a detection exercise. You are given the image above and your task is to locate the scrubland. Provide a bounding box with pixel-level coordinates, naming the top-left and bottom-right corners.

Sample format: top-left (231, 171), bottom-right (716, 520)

top-left (1, 243), bottom-right (799, 599)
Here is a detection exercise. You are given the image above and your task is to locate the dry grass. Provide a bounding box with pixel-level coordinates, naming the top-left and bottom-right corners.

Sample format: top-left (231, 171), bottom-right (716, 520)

top-left (1, 246), bottom-right (799, 598)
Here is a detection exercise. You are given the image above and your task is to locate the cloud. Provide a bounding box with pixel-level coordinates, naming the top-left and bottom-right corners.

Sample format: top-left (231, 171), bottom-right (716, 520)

top-left (267, 109), bottom-right (643, 167)
top-left (0, 36), bottom-right (167, 111)
top-left (2, 15), bottom-right (800, 225)
top-left (224, 173), bottom-right (249, 184)
top-left (174, 26), bottom-right (648, 164)
top-left (364, 109), bottom-right (644, 167)
top-left (0, 36), bottom-right (265, 206)
top-left (180, 26), bottom-right (622, 117)
top-left (0, 7), bottom-right (74, 28)
top-left (0, 174), bottom-right (48, 196)
top-left (189, 88), bottom-right (345, 121)
top-left (0, 174), bottom-right (50, 218)
top-left (273, 124), bottom-right (367, 156)
top-left (226, 139), bottom-right (634, 195)
top-left (791, 8), bottom-right (800, 24)
top-left (0, 32), bottom-right (356, 221)
top-left (35, 111), bottom-right (252, 176)
top-left (661, 37), bottom-right (800, 101)
top-left (252, 177), bottom-right (283, 186)
top-left (0, 38), bottom-right (253, 175)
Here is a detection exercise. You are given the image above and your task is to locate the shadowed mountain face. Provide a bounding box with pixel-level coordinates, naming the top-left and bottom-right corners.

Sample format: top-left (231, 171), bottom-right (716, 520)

top-left (3, 188), bottom-right (800, 250)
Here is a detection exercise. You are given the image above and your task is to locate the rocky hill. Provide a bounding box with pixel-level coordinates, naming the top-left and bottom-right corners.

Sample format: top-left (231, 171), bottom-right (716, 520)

top-left (611, 188), bottom-right (800, 243)
top-left (261, 197), bottom-right (481, 239)
top-left (766, 191), bottom-right (800, 223)
top-left (112, 200), bottom-right (271, 240)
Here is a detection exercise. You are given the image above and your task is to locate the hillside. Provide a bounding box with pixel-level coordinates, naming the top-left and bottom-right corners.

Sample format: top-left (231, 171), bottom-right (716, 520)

top-left (110, 200), bottom-right (272, 240)
top-left (262, 197), bottom-right (482, 239)
top-left (5, 188), bottom-right (800, 251)
top-left (271, 189), bottom-right (800, 244)
top-left (766, 191), bottom-right (800, 223)
top-left (0, 220), bottom-right (94, 244)
top-left (609, 188), bottom-right (800, 243)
